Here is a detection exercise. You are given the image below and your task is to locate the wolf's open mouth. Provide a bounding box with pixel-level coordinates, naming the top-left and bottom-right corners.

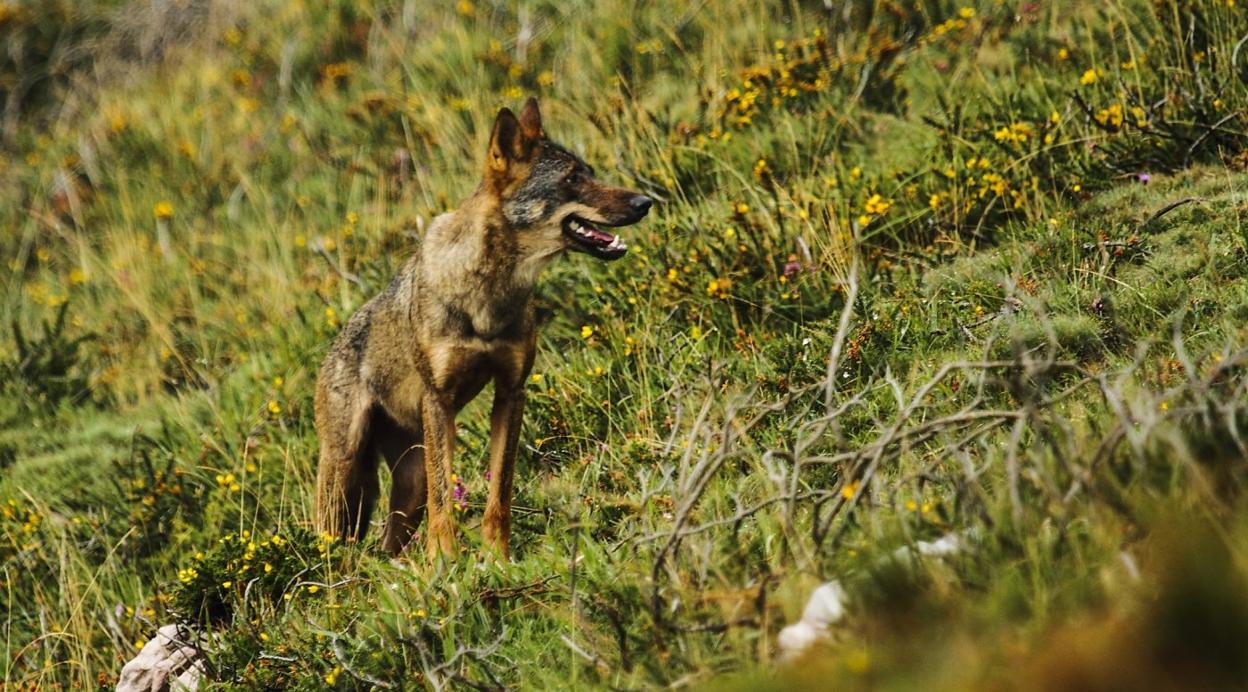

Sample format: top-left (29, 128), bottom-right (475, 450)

top-left (562, 216), bottom-right (628, 260)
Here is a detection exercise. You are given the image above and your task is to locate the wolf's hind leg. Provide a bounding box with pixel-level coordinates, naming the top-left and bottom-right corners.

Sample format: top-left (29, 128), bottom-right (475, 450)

top-left (314, 385), bottom-right (379, 542)
top-left (375, 411), bottom-right (426, 556)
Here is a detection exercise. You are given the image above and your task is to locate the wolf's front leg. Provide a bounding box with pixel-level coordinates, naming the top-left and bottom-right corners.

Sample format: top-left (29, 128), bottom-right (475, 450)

top-left (483, 385), bottom-right (525, 559)
top-left (421, 392), bottom-right (459, 558)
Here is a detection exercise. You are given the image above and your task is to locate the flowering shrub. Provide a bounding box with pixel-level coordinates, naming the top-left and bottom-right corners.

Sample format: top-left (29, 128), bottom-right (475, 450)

top-left (172, 527), bottom-right (336, 624)
top-left (108, 435), bottom-right (207, 559)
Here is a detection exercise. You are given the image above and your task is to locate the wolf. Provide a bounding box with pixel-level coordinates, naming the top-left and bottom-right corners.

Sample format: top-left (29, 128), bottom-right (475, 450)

top-left (314, 98), bottom-right (652, 558)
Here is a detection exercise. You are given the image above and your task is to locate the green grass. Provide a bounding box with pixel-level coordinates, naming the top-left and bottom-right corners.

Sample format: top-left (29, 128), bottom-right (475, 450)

top-left (3, 0), bottom-right (1248, 688)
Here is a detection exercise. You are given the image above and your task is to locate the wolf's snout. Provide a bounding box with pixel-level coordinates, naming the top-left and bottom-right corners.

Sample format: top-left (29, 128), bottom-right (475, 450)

top-left (629, 195), bottom-right (653, 215)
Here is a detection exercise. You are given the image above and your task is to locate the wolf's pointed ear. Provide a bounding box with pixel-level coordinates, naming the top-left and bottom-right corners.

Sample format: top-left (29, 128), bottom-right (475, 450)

top-left (488, 107), bottom-right (522, 171)
top-left (519, 97), bottom-right (544, 140)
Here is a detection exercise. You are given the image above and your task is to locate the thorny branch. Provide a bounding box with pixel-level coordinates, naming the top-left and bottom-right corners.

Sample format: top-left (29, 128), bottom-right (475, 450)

top-left (640, 246), bottom-right (1248, 641)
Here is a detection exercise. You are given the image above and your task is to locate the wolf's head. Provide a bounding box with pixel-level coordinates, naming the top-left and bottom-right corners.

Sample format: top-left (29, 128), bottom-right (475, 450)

top-left (483, 98), bottom-right (652, 261)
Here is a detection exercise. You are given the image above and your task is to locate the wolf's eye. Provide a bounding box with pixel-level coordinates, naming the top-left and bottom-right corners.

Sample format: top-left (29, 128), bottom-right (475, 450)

top-left (566, 170), bottom-right (584, 185)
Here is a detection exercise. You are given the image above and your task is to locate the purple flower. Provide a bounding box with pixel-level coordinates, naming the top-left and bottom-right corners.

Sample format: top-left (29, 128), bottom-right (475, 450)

top-left (783, 261), bottom-right (802, 277)
top-left (451, 476), bottom-right (468, 512)
top-left (1137, 173), bottom-right (1151, 184)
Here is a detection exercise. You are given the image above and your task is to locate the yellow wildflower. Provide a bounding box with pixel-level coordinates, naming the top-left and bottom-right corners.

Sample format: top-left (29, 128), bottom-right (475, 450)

top-left (863, 194), bottom-right (891, 215)
top-left (993, 122), bottom-right (1033, 144)
top-left (1094, 103), bottom-right (1124, 128)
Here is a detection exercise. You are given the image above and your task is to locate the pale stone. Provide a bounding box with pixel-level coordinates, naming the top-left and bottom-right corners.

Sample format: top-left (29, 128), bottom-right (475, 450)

top-left (116, 624), bottom-right (205, 692)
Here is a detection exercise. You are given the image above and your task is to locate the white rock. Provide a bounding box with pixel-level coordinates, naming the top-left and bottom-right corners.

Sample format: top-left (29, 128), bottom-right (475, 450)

top-left (914, 532), bottom-right (963, 557)
top-left (116, 624), bottom-right (205, 692)
top-left (800, 581), bottom-right (848, 627)
top-left (776, 532), bottom-right (974, 662)
top-left (776, 581), bottom-right (848, 660)
top-left (777, 621), bottom-right (822, 660)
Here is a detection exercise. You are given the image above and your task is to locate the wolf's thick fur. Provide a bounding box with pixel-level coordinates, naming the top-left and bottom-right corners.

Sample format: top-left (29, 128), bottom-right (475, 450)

top-left (314, 98), bottom-right (651, 558)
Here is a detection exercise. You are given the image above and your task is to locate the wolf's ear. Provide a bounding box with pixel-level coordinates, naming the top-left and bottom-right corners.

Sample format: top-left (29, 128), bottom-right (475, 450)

top-left (519, 97), bottom-right (544, 140)
top-left (488, 107), bottom-right (523, 171)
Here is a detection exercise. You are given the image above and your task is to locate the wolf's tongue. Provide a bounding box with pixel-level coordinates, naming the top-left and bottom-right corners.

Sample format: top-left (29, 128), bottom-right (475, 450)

top-left (585, 227), bottom-right (615, 244)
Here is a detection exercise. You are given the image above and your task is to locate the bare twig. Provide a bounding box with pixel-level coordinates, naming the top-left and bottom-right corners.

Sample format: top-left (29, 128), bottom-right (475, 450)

top-left (1136, 196), bottom-right (1206, 232)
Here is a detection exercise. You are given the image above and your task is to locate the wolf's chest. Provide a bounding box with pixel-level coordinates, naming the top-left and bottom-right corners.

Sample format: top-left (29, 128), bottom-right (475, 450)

top-left (440, 292), bottom-right (528, 342)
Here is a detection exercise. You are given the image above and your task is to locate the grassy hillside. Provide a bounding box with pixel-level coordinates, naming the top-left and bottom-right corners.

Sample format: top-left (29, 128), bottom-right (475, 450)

top-left (3, 0), bottom-right (1248, 688)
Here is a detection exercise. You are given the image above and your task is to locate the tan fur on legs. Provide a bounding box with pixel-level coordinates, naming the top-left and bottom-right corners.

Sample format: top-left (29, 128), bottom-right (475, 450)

top-left (482, 386), bottom-right (525, 558)
top-left (421, 392), bottom-right (458, 558)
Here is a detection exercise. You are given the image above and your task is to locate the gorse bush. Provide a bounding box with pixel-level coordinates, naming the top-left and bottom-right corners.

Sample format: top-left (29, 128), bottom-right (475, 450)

top-left (172, 528), bottom-right (337, 624)
top-left (105, 431), bottom-right (208, 560)
top-left (1, 301), bottom-right (95, 412)
top-left (0, 1), bottom-right (117, 142)
top-left (2, 0), bottom-right (1248, 688)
